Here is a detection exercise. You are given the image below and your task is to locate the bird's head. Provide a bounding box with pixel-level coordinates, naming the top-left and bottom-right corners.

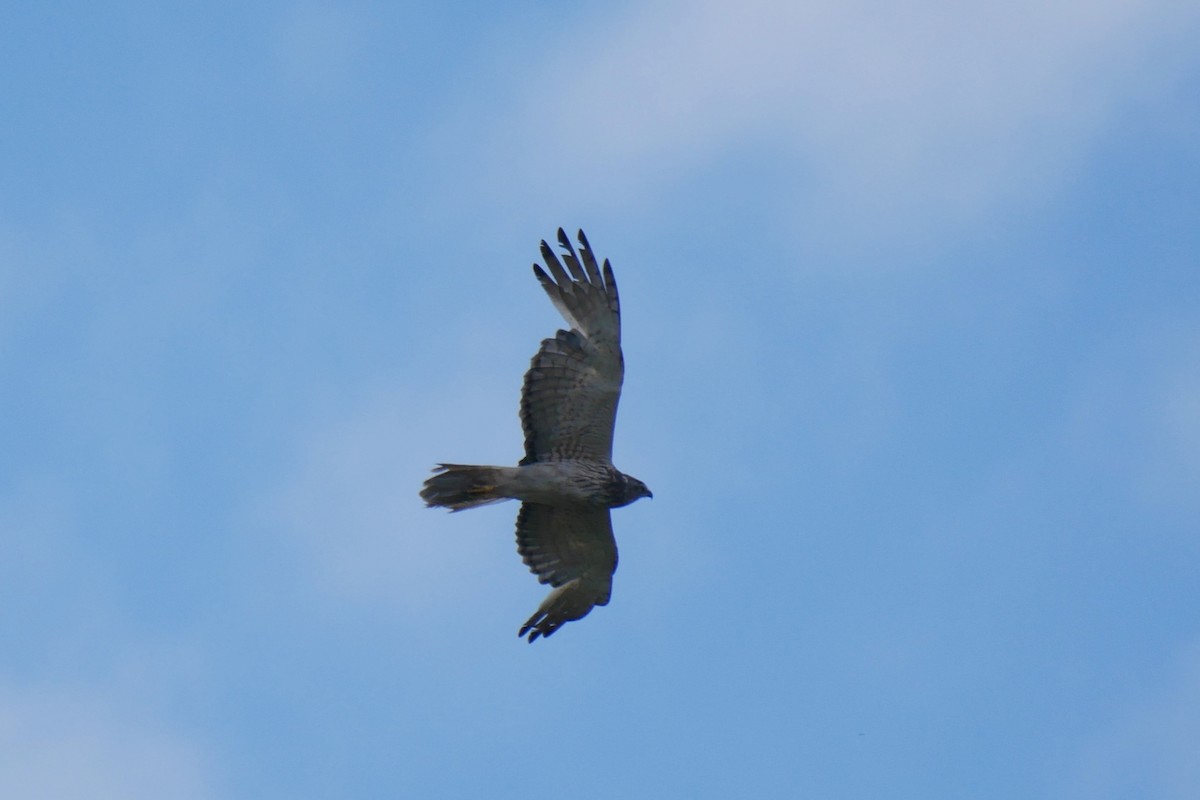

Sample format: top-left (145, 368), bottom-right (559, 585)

top-left (620, 474), bottom-right (653, 506)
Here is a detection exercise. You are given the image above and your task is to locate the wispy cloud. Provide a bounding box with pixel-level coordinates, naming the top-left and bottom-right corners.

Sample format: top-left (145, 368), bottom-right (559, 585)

top-left (263, 377), bottom-right (527, 619)
top-left (1063, 317), bottom-right (1200, 527)
top-left (442, 0), bottom-right (1198, 255)
top-left (1064, 642), bottom-right (1200, 799)
top-left (0, 681), bottom-right (213, 800)
top-left (271, 2), bottom-right (366, 97)
top-left (0, 479), bottom-right (214, 800)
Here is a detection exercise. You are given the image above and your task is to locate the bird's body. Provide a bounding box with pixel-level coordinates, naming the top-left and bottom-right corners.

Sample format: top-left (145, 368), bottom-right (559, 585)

top-left (421, 229), bottom-right (650, 642)
top-left (422, 461), bottom-right (647, 511)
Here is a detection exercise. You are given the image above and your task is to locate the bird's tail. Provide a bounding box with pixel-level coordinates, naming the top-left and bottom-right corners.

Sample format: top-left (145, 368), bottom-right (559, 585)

top-left (420, 464), bottom-right (513, 511)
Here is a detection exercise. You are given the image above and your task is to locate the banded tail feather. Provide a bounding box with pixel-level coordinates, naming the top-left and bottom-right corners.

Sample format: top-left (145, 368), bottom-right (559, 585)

top-left (420, 464), bottom-right (510, 511)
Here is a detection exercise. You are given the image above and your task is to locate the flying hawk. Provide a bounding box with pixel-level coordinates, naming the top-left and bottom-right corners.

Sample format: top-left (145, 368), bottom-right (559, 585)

top-left (421, 229), bottom-right (651, 642)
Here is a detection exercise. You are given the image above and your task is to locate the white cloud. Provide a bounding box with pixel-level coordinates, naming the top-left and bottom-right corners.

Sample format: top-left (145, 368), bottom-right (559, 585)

top-left (0, 480), bottom-right (215, 798)
top-left (1063, 643), bottom-right (1200, 799)
top-left (1064, 319), bottom-right (1200, 525)
top-left (0, 682), bottom-right (214, 800)
top-left (272, 1), bottom-right (366, 97)
top-left (455, 0), bottom-right (1199, 254)
top-left (264, 376), bottom-right (526, 616)
top-left (1155, 336), bottom-right (1200, 497)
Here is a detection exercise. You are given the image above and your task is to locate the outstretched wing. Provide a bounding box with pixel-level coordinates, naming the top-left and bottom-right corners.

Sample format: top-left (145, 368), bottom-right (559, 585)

top-left (515, 502), bottom-right (618, 642)
top-left (520, 229), bottom-right (623, 464)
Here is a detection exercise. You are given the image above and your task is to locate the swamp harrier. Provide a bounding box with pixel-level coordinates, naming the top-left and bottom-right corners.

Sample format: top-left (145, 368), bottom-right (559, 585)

top-left (421, 229), bottom-right (651, 642)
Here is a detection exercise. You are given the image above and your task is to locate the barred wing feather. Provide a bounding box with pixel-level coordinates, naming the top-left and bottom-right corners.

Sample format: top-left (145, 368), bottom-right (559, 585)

top-left (515, 502), bottom-right (617, 642)
top-left (521, 229), bottom-right (624, 464)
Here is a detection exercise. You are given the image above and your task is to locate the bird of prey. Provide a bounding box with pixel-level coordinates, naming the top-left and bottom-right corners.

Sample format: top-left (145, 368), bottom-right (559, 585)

top-left (421, 229), bottom-right (651, 642)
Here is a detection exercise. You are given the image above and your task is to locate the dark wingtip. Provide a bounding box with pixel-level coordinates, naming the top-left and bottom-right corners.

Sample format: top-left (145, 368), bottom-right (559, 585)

top-left (556, 228), bottom-right (571, 249)
top-left (532, 262), bottom-right (552, 285)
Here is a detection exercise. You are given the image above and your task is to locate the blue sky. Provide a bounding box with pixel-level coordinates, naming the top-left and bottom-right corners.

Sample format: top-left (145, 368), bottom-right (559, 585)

top-left (3, 1), bottom-right (1200, 797)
